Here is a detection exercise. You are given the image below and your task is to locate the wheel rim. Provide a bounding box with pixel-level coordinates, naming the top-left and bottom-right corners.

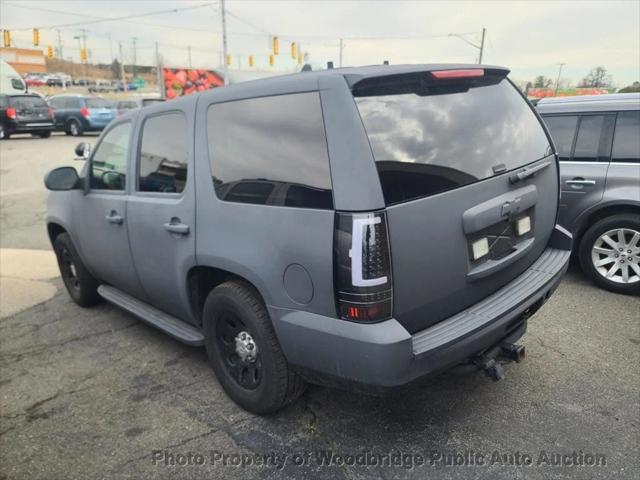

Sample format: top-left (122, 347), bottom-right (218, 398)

top-left (215, 312), bottom-right (262, 390)
top-left (591, 228), bottom-right (640, 285)
top-left (0, 126), bottom-right (4, 139)
top-left (70, 122), bottom-right (78, 135)
top-left (59, 247), bottom-right (81, 291)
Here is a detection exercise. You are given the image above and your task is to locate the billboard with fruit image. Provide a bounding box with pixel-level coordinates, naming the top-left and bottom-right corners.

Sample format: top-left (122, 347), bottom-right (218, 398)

top-left (162, 68), bottom-right (224, 99)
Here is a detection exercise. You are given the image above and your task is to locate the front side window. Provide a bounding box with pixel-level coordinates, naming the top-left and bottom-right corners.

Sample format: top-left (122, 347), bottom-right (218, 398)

top-left (354, 77), bottom-right (551, 205)
top-left (138, 112), bottom-right (189, 193)
top-left (207, 92), bottom-right (333, 209)
top-left (612, 111), bottom-right (640, 163)
top-left (90, 122), bottom-right (131, 190)
top-left (543, 115), bottom-right (578, 161)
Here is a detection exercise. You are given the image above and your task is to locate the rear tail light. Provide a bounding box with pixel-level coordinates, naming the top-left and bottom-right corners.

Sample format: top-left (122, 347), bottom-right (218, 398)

top-left (6, 107), bottom-right (17, 119)
top-left (431, 69), bottom-right (484, 80)
top-left (80, 107), bottom-right (90, 118)
top-left (334, 211), bottom-right (393, 322)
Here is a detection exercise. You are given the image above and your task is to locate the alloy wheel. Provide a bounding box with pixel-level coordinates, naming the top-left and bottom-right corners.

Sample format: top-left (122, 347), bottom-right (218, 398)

top-left (60, 247), bottom-right (81, 291)
top-left (591, 228), bottom-right (640, 284)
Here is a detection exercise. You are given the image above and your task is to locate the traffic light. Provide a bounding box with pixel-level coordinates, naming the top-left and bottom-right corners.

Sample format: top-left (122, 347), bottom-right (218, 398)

top-left (33, 28), bottom-right (39, 46)
top-left (248, 55), bottom-right (254, 67)
top-left (272, 36), bottom-right (279, 55)
top-left (291, 42), bottom-right (297, 59)
top-left (269, 54), bottom-right (274, 67)
top-left (3, 30), bottom-right (10, 48)
top-left (80, 48), bottom-right (87, 62)
top-left (225, 54), bottom-right (232, 66)
top-left (47, 45), bottom-right (54, 59)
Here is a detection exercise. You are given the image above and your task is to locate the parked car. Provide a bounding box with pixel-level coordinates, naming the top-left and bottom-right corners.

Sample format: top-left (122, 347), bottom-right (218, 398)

top-left (538, 93), bottom-right (640, 294)
top-left (115, 97), bottom-right (165, 115)
top-left (45, 75), bottom-right (64, 87)
top-left (48, 95), bottom-right (115, 136)
top-left (112, 81), bottom-right (138, 92)
top-left (73, 78), bottom-right (96, 87)
top-left (89, 80), bottom-right (118, 93)
top-left (0, 93), bottom-right (54, 139)
top-left (24, 74), bottom-right (46, 87)
top-left (44, 65), bottom-right (572, 414)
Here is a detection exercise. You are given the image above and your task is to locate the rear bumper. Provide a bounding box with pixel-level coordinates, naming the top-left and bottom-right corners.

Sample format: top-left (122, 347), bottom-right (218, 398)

top-left (271, 225), bottom-right (572, 390)
top-left (6, 121), bottom-right (54, 133)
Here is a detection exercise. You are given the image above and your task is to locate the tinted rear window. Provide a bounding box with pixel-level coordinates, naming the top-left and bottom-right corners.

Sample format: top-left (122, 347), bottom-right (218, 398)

top-left (9, 96), bottom-right (47, 108)
top-left (612, 111), bottom-right (640, 163)
top-left (207, 92), bottom-right (333, 209)
top-left (142, 99), bottom-right (164, 106)
top-left (354, 77), bottom-right (551, 205)
top-left (85, 98), bottom-right (110, 109)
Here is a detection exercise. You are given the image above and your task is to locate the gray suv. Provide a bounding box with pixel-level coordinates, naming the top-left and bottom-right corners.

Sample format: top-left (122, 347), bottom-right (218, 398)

top-left (45, 65), bottom-right (572, 414)
top-left (538, 94), bottom-right (640, 294)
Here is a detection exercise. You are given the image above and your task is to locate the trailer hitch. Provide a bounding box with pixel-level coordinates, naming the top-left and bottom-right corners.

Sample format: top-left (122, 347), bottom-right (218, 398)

top-left (472, 342), bottom-right (526, 381)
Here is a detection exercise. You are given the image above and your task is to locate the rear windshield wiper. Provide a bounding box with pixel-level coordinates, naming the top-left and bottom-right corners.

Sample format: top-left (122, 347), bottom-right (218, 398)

top-left (509, 161), bottom-right (551, 184)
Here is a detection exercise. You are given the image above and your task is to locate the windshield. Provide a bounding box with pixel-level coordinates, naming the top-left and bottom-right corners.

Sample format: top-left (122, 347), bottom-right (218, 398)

top-left (354, 78), bottom-right (551, 205)
top-left (9, 96), bottom-right (47, 109)
top-left (86, 98), bottom-right (111, 109)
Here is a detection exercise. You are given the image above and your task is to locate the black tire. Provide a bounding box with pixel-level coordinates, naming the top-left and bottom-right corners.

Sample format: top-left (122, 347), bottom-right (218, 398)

top-left (38, 131), bottom-right (51, 138)
top-left (203, 281), bottom-right (305, 414)
top-left (53, 233), bottom-right (101, 307)
top-left (68, 119), bottom-right (83, 136)
top-left (578, 214), bottom-right (640, 295)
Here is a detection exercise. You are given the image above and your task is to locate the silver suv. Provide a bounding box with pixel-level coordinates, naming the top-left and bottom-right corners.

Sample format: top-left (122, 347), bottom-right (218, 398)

top-left (45, 65), bottom-right (571, 413)
top-left (538, 94), bottom-right (640, 294)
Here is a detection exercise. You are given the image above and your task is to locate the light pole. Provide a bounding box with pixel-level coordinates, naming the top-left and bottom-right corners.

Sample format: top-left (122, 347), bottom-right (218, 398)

top-left (554, 63), bottom-right (565, 96)
top-left (448, 28), bottom-right (486, 64)
top-left (220, 0), bottom-right (229, 85)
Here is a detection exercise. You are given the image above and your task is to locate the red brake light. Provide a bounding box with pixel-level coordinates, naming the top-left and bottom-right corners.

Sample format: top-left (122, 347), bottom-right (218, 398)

top-left (431, 69), bottom-right (484, 79)
top-left (6, 107), bottom-right (17, 119)
top-left (80, 107), bottom-right (90, 118)
top-left (334, 211), bottom-right (393, 322)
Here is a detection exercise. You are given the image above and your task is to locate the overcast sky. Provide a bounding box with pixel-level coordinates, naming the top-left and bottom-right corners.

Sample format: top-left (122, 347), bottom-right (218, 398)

top-left (1, 0), bottom-right (639, 86)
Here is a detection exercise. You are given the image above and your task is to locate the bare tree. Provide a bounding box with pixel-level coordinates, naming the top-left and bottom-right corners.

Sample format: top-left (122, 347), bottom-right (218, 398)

top-left (580, 66), bottom-right (612, 88)
top-left (533, 75), bottom-right (553, 88)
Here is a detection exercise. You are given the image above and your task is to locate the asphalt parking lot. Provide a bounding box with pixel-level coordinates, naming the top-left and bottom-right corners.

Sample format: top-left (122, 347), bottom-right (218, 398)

top-left (1, 133), bottom-right (639, 479)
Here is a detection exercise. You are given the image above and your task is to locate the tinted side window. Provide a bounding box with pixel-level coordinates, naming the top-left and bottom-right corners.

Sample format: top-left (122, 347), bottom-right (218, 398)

top-left (138, 112), bottom-right (188, 193)
top-left (90, 122), bottom-right (131, 190)
top-left (65, 98), bottom-right (81, 109)
top-left (612, 111), bottom-right (640, 163)
top-left (573, 115), bottom-right (614, 162)
top-left (543, 115), bottom-right (578, 161)
top-left (207, 92), bottom-right (333, 209)
top-left (49, 97), bottom-right (64, 108)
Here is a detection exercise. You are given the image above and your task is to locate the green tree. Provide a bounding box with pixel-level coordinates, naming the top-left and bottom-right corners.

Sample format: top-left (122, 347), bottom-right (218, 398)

top-left (618, 81), bottom-right (640, 93)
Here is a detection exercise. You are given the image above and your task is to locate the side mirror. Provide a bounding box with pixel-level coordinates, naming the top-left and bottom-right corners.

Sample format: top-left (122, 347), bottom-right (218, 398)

top-left (44, 167), bottom-right (80, 191)
top-left (75, 142), bottom-right (91, 160)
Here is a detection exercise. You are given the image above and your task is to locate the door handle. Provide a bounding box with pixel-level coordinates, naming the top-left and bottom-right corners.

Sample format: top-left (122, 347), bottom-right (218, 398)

top-left (163, 219), bottom-right (190, 235)
top-left (105, 211), bottom-right (124, 225)
top-left (566, 178), bottom-right (596, 187)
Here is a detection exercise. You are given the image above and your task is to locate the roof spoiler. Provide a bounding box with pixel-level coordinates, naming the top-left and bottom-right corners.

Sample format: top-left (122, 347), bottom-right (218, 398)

top-left (350, 67), bottom-right (510, 97)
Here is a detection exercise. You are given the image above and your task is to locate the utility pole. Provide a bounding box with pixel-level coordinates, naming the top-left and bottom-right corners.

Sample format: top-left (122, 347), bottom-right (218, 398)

top-left (220, 0), bottom-right (229, 85)
top-left (478, 27), bottom-right (486, 64)
top-left (187, 46), bottom-right (192, 69)
top-left (107, 33), bottom-right (114, 65)
top-left (131, 37), bottom-right (137, 79)
top-left (56, 30), bottom-right (63, 59)
top-left (80, 29), bottom-right (88, 76)
top-left (155, 41), bottom-right (164, 97)
top-left (118, 41), bottom-right (126, 85)
top-left (554, 63), bottom-right (566, 96)
top-left (339, 38), bottom-right (344, 67)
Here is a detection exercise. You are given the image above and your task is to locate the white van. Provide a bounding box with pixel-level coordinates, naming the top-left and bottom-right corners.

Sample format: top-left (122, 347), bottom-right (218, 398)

top-left (0, 59), bottom-right (27, 94)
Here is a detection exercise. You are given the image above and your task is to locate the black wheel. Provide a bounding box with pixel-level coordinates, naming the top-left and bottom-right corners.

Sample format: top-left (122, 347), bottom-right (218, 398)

top-left (203, 281), bottom-right (305, 414)
top-left (38, 131), bottom-right (51, 138)
top-left (53, 233), bottom-right (101, 307)
top-left (68, 119), bottom-right (83, 136)
top-left (579, 214), bottom-right (640, 295)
